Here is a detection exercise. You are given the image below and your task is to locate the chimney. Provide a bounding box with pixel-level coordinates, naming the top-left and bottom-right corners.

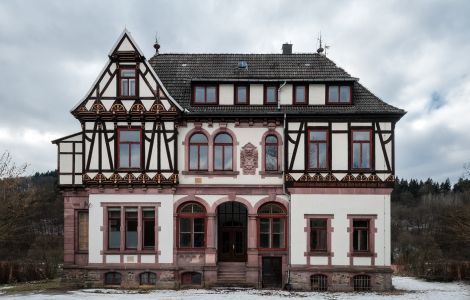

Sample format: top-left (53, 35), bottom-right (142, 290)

top-left (282, 43), bottom-right (292, 55)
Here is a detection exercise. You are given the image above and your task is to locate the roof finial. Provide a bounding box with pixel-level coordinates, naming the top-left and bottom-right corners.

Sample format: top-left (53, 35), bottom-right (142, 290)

top-left (317, 32), bottom-right (330, 56)
top-left (153, 32), bottom-right (160, 55)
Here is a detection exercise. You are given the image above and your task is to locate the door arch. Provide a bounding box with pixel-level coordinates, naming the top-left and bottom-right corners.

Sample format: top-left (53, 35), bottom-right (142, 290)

top-left (217, 201), bottom-right (248, 262)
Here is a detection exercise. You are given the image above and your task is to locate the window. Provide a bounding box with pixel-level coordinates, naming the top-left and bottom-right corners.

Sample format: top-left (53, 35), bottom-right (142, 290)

top-left (310, 219), bottom-right (327, 252)
top-left (125, 208), bottom-right (138, 249)
top-left (140, 272), bottom-right (157, 285)
top-left (308, 129), bottom-right (328, 170)
top-left (351, 130), bottom-right (372, 169)
top-left (327, 85), bottom-right (351, 103)
top-left (189, 133), bottom-right (208, 171)
top-left (265, 135), bottom-right (278, 171)
top-left (108, 208), bottom-right (121, 249)
top-left (118, 129), bottom-right (141, 169)
top-left (193, 85), bottom-right (218, 104)
top-left (214, 133), bottom-right (233, 171)
top-left (104, 272), bottom-right (121, 285)
top-left (181, 272), bottom-right (202, 285)
top-left (311, 274), bottom-right (328, 291)
top-left (142, 208), bottom-right (155, 249)
top-left (353, 275), bottom-right (371, 291)
top-left (178, 203), bottom-right (206, 248)
top-left (294, 85), bottom-right (308, 104)
top-left (264, 85), bottom-right (278, 105)
top-left (235, 84), bottom-right (249, 104)
top-left (258, 203), bottom-right (287, 249)
top-left (353, 220), bottom-right (370, 252)
top-left (77, 211), bottom-right (88, 252)
top-left (119, 68), bottom-right (136, 97)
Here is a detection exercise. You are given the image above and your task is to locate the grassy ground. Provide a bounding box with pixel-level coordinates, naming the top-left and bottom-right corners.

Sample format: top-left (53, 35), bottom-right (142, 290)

top-left (0, 278), bottom-right (68, 295)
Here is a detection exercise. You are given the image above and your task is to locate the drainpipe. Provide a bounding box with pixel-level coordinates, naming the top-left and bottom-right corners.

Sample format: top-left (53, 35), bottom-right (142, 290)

top-left (278, 81), bottom-right (287, 110)
top-left (283, 111), bottom-right (293, 290)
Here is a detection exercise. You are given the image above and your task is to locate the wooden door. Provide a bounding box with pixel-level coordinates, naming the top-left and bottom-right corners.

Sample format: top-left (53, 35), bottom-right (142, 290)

top-left (217, 202), bottom-right (247, 262)
top-left (262, 257), bottom-right (282, 288)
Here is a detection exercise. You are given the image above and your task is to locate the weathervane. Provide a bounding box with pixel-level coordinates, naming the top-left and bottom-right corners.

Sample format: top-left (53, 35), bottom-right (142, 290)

top-left (316, 32), bottom-right (330, 56)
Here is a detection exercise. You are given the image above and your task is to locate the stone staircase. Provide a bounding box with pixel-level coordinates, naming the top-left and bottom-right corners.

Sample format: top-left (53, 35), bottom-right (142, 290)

top-left (215, 262), bottom-right (253, 287)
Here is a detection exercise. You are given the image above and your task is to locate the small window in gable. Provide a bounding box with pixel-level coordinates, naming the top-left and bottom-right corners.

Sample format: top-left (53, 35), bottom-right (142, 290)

top-left (327, 85), bottom-right (351, 104)
top-left (119, 68), bottom-right (137, 97)
top-left (193, 85), bottom-right (218, 104)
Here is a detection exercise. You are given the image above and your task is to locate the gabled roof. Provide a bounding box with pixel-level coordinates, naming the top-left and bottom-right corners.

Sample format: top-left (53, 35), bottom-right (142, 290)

top-left (71, 29), bottom-right (183, 114)
top-left (149, 53), bottom-right (405, 116)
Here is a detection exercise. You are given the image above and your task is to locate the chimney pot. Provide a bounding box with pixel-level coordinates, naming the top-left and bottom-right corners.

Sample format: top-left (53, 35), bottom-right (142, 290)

top-left (282, 43), bottom-right (292, 55)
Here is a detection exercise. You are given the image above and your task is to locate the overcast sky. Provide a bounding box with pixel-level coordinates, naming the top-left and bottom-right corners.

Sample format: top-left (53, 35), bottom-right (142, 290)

top-left (1, 0), bottom-right (469, 182)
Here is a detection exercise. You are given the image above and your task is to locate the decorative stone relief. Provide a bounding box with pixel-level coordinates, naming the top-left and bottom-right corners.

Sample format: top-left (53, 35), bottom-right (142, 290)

top-left (240, 142), bottom-right (258, 175)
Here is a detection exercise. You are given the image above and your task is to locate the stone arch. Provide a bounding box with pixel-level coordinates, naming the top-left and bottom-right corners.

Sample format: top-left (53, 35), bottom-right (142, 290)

top-left (210, 196), bottom-right (254, 214)
top-left (174, 195), bottom-right (211, 215)
top-left (253, 196), bottom-right (289, 213)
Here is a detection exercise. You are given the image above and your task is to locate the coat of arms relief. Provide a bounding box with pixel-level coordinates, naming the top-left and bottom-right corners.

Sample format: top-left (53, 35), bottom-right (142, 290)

top-left (240, 143), bottom-right (258, 175)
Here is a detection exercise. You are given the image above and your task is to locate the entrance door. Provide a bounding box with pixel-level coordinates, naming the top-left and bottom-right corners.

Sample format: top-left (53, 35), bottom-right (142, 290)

top-left (217, 202), bottom-right (247, 262)
top-left (262, 257), bottom-right (282, 288)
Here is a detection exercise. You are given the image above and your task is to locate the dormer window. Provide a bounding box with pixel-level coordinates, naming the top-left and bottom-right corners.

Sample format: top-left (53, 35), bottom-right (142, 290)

top-left (327, 85), bottom-right (351, 104)
top-left (119, 68), bottom-right (137, 97)
top-left (294, 84), bottom-right (308, 104)
top-left (235, 84), bottom-right (249, 105)
top-left (264, 85), bottom-right (278, 105)
top-left (193, 84), bottom-right (218, 104)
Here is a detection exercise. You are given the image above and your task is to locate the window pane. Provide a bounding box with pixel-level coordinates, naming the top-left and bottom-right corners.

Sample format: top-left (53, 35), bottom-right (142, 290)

top-left (143, 208), bottom-right (155, 218)
top-left (272, 218), bottom-right (282, 233)
top-left (354, 220), bottom-right (369, 228)
top-left (353, 131), bottom-right (370, 141)
top-left (180, 218), bottom-right (190, 232)
top-left (143, 219), bottom-right (155, 248)
top-left (215, 133), bottom-right (232, 143)
top-left (199, 146), bottom-right (208, 170)
top-left (130, 144), bottom-right (141, 168)
top-left (260, 233), bottom-right (270, 248)
top-left (206, 86), bottom-right (216, 103)
top-left (266, 86), bottom-right (276, 103)
top-left (109, 219), bottom-right (120, 249)
top-left (194, 233), bottom-right (205, 247)
top-left (237, 86), bottom-right (247, 103)
top-left (310, 219), bottom-right (326, 228)
top-left (194, 87), bottom-right (205, 103)
top-left (120, 130), bottom-right (140, 142)
top-left (310, 131), bottom-right (326, 141)
top-left (260, 219), bottom-right (270, 233)
top-left (340, 86), bottom-right (350, 102)
top-left (194, 218), bottom-right (204, 233)
top-left (328, 86), bottom-right (339, 102)
top-left (129, 79), bottom-right (136, 96)
top-left (309, 143), bottom-right (318, 169)
top-left (319, 230), bottom-right (327, 250)
top-left (121, 79), bottom-right (129, 96)
top-left (214, 145), bottom-right (222, 170)
top-left (121, 69), bottom-right (135, 77)
top-left (224, 146), bottom-right (232, 170)
top-left (180, 233), bottom-right (191, 247)
top-left (266, 135), bottom-right (277, 144)
top-left (353, 143), bottom-right (361, 168)
top-left (119, 144), bottom-right (129, 168)
top-left (265, 145), bottom-right (278, 171)
top-left (319, 143), bottom-right (327, 168)
top-left (272, 234), bottom-right (281, 248)
top-left (295, 86), bottom-right (306, 103)
top-left (361, 144), bottom-right (370, 168)
top-left (190, 133), bottom-right (208, 144)
top-left (189, 145), bottom-right (198, 170)
top-left (126, 209), bottom-right (138, 249)
top-left (360, 230), bottom-right (369, 251)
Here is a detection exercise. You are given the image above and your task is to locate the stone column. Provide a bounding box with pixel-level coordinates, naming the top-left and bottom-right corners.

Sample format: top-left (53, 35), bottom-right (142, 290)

top-left (246, 214), bottom-right (259, 287)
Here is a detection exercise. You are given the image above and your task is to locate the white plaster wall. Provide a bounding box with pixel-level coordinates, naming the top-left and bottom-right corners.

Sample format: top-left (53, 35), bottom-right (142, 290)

top-left (332, 133), bottom-right (348, 170)
top-left (375, 134), bottom-right (387, 171)
top-left (250, 84), bottom-right (264, 105)
top-left (139, 75), bottom-right (154, 97)
top-left (219, 84), bottom-right (234, 105)
top-left (88, 194), bottom-right (174, 264)
top-left (309, 84), bottom-right (325, 105)
top-left (102, 76), bottom-right (116, 98)
top-left (178, 122), bottom-right (283, 185)
top-left (290, 194), bottom-right (390, 267)
top-left (279, 84), bottom-right (292, 105)
top-left (60, 154), bottom-right (73, 173)
top-left (118, 37), bottom-right (134, 52)
top-left (332, 123), bottom-right (347, 131)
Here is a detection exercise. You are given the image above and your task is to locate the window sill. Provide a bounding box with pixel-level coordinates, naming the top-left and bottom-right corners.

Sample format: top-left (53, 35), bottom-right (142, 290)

top-left (350, 251), bottom-right (374, 257)
top-left (182, 171), bottom-right (239, 177)
top-left (103, 249), bottom-right (157, 255)
top-left (306, 251), bottom-right (332, 257)
top-left (259, 171), bottom-right (283, 177)
top-left (176, 248), bottom-right (206, 253)
top-left (258, 248), bottom-right (288, 252)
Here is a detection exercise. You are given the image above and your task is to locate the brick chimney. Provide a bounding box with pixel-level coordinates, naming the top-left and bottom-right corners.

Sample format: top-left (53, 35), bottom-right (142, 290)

top-left (282, 43), bottom-right (292, 55)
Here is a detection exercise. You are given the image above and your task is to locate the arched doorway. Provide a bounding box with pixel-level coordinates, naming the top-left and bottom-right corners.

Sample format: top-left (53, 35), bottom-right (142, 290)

top-left (217, 201), bottom-right (248, 261)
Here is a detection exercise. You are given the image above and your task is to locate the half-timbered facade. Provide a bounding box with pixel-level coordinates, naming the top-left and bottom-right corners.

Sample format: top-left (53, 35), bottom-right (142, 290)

top-left (53, 30), bottom-right (405, 291)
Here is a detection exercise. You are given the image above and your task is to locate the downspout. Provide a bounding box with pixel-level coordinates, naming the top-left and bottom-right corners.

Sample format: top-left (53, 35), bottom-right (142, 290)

top-left (278, 81), bottom-right (287, 110)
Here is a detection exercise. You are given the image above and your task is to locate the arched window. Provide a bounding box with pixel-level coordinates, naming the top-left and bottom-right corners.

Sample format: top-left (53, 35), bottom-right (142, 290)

top-left (189, 133), bottom-right (208, 171)
top-left (104, 272), bottom-right (121, 285)
top-left (140, 272), bottom-right (157, 285)
top-left (265, 135), bottom-right (278, 171)
top-left (178, 203), bottom-right (206, 248)
top-left (311, 274), bottom-right (328, 291)
top-left (258, 203), bottom-right (287, 249)
top-left (353, 274), bottom-right (371, 291)
top-left (214, 133), bottom-right (233, 171)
